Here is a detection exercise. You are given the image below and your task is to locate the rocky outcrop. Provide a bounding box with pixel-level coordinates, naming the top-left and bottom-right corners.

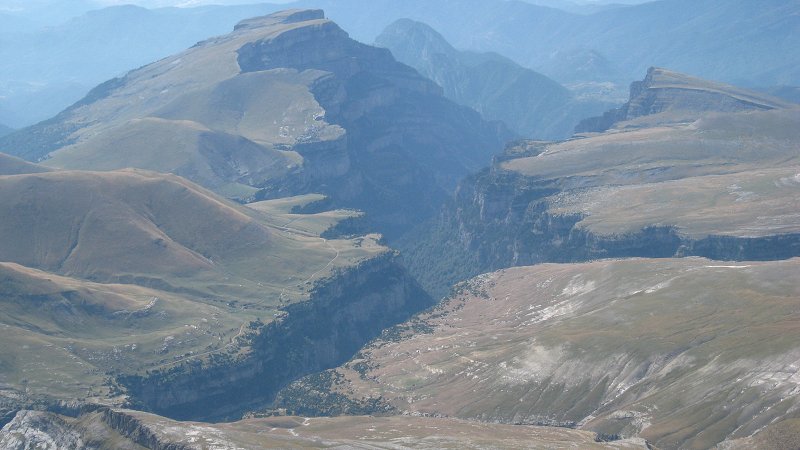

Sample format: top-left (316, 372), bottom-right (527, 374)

top-left (0, 408), bottom-right (185, 450)
top-left (403, 160), bottom-right (800, 298)
top-left (101, 409), bottom-right (190, 450)
top-left (236, 12), bottom-right (422, 87)
top-left (0, 410), bottom-right (86, 450)
top-left (119, 253), bottom-right (433, 420)
top-left (576, 67), bottom-right (794, 132)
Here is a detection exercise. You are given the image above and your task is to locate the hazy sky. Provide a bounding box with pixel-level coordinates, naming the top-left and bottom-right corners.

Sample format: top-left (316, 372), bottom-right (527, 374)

top-left (0, 0), bottom-right (655, 12)
top-left (96, 0), bottom-right (284, 8)
top-left (92, 0), bottom-right (292, 6)
top-left (0, 0), bottom-right (656, 18)
top-left (91, 0), bottom-right (653, 7)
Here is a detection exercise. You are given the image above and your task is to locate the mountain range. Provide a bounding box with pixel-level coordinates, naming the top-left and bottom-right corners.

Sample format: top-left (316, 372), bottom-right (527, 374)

top-left (0, 3), bottom-right (287, 127)
top-left (2, 0), bottom-right (798, 129)
top-left (375, 19), bottom-right (613, 139)
top-left (304, 0), bottom-right (800, 87)
top-left (0, 9), bottom-right (508, 238)
top-left (0, 5), bottom-right (798, 450)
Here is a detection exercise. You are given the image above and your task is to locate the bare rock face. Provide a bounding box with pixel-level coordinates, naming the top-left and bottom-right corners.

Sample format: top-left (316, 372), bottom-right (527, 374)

top-left (576, 67), bottom-right (794, 132)
top-left (0, 411), bottom-right (85, 450)
top-left (236, 11), bottom-right (401, 81)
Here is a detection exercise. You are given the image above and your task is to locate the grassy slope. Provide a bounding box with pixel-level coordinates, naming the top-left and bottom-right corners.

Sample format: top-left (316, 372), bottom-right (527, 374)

top-left (505, 108), bottom-right (800, 239)
top-left (309, 257), bottom-right (800, 449)
top-left (0, 152), bottom-right (51, 175)
top-left (0, 262), bottom-right (228, 401)
top-left (0, 168), bottom-right (385, 401)
top-left (247, 194), bottom-right (362, 236)
top-left (550, 166), bottom-right (800, 238)
top-left (44, 118), bottom-right (297, 196)
top-left (15, 14), bottom-right (341, 199)
top-left (722, 418), bottom-right (800, 449)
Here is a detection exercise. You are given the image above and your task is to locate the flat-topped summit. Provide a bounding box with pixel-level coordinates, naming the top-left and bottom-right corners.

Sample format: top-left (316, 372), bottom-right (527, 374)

top-left (0, 9), bottom-right (506, 236)
top-left (577, 67), bottom-right (795, 132)
top-left (234, 10), bottom-right (402, 79)
top-left (631, 66), bottom-right (792, 112)
top-left (233, 9), bottom-right (326, 31)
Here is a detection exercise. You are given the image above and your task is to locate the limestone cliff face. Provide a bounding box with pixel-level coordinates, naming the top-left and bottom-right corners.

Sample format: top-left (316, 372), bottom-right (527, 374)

top-left (448, 166), bottom-right (799, 266)
top-left (408, 165), bottom-right (800, 298)
top-left (401, 100), bottom-right (800, 297)
top-left (237, 12), bottom-right (428, 89)
top-left (402, 165), bottom-right (689, 296)
top-left (119, 253), bottom-right (432, 421)
top-left (100, 409), bottom-right (186, 450)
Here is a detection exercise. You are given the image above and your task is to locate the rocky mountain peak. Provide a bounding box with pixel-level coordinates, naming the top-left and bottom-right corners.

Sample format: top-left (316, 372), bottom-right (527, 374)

top-left (234, 10), bottom-right (395, 79)
top-left (376, 18), bottom-right (459, 62)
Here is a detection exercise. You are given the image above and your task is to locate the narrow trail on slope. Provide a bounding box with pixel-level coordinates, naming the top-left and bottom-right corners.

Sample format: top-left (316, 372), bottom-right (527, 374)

top-left (274, 219), bottom-right (340, 302)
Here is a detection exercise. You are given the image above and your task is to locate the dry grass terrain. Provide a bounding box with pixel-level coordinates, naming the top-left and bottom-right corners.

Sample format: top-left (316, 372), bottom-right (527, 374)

top-left (0, 152), bottom-right (51, 175)
top-left (247, 194), bottom-right (362, 236)
top-left (507, 109), bottom-right (800, 186)
top-left (294, 258), bottom-right (800, 449)
top-left (65, 408), bottom-right (647, 449)
top-left (550, 166), bottom-right (800, 238)
top-left (0, 162), bottom-right (385, 402)
top-left (38, 13), bottom-right (337, 197)
top-left (504, 108), bottom-right (800, 240)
